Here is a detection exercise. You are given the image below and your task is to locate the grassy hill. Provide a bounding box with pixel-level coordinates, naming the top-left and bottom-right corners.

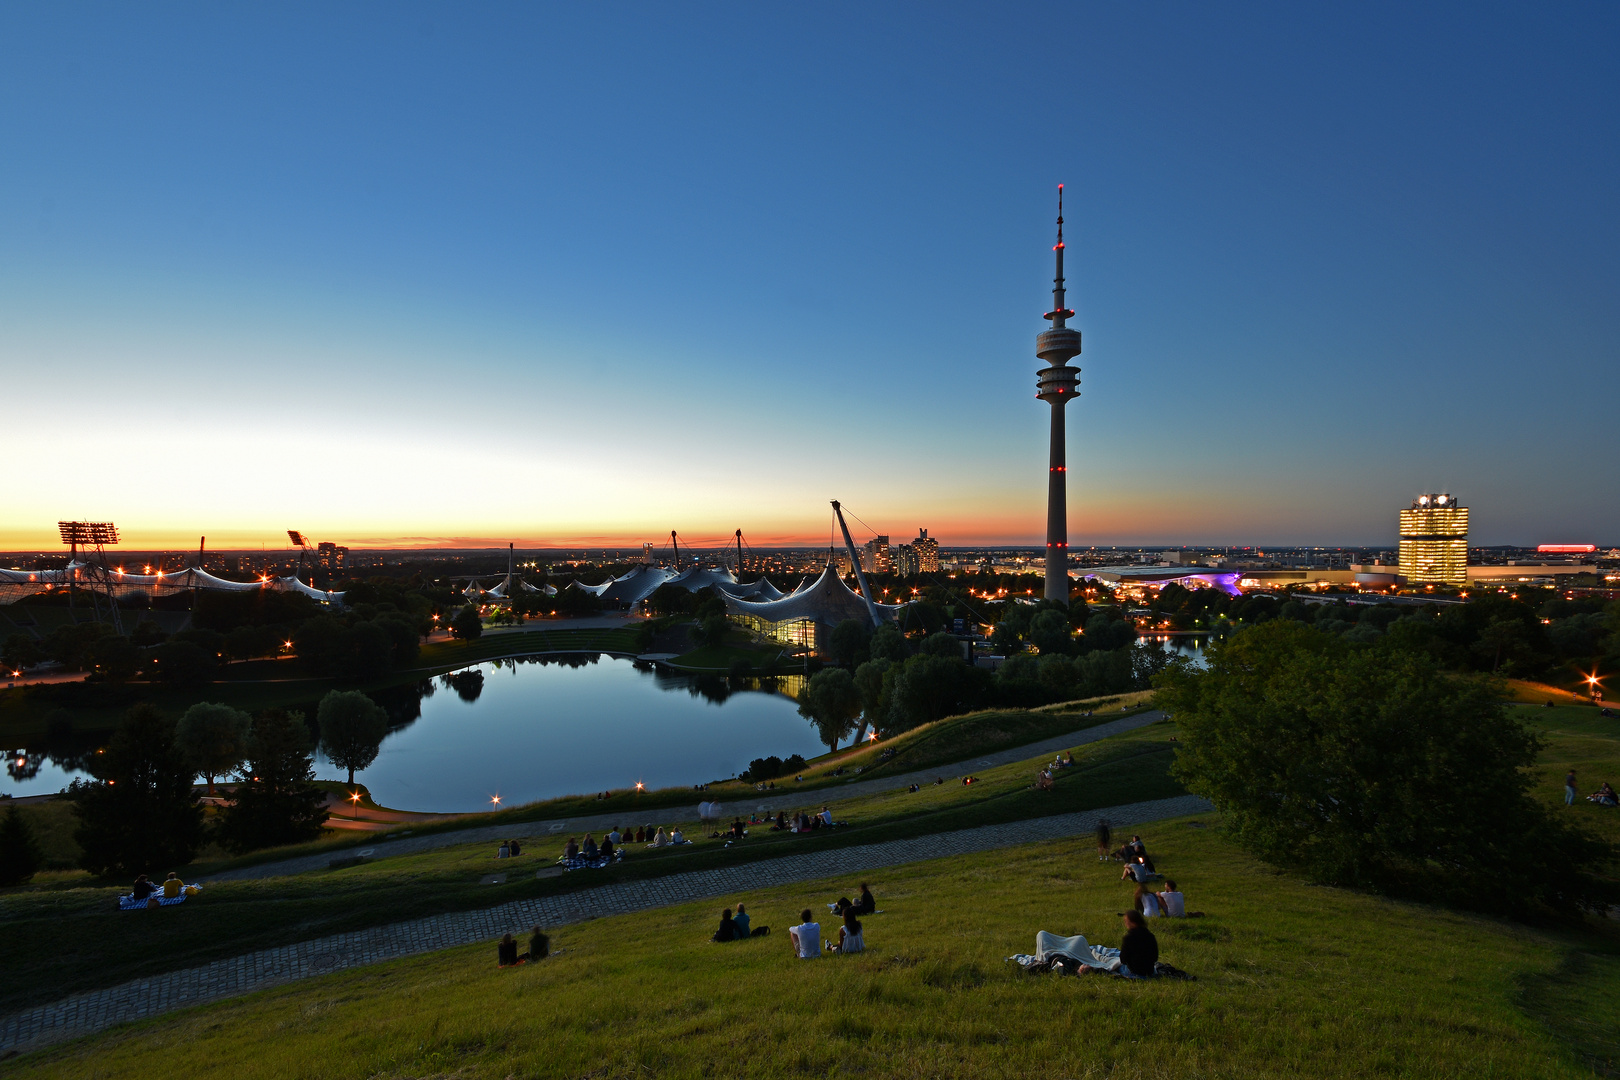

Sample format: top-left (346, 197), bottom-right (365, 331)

top-left (12, 813), bottom-right (1618, 1079)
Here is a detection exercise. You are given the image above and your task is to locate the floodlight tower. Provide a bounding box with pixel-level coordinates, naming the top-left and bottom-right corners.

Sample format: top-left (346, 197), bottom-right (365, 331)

top-left (58, 521), bottom-right (123, 634)
top-left (1035, 185), bottom-right (1081, 606)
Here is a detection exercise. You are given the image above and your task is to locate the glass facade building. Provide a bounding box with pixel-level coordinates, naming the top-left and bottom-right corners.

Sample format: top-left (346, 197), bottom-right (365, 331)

top-left (1398, 494), bottom-right (1469, 586)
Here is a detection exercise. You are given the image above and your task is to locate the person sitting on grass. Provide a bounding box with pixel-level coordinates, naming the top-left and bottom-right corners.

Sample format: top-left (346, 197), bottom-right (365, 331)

top-left (820, 806), bottom-right (833, 826)
top-left (508, 839), bottom-right (522, 856)
top-left (498, 841), bottom-right (511, 859)
top-left (671, 827), bottom-right (685, 844)
top-left (1588, 781), bottom-right (1618, 807)
top-left (497, 933), bottom-right (521, 967)
top-left (1121, 858), bottom-right (1155, 883)
top-left (638, 825), bottom-right (650, 842)
top-left (650, 827), bottom-right (667, 847)
top-left (1133, 883), bottom-right (1161, 918)
top-left (733, 903), bottom-right (768, 937)
top-left (828, 910), bottom-right (864, 955)
top-left (1118, 911), bottom-right (1158, 979)
top-left (565, 837), bottom-right (580, 860)
top-left (772, 811), bottom-right (787, 830)
top-left (789, 910), bottom-right (821, 959)
top-left (132, 874), bottom-right (156, 901)
top-left (731, 817), bottom-right (746, 839)
top-left (1156, 879), bottom-right (1203, 917)
top-left (600, 836), bottom-right (615, 859)
top-left (712, 907), bottom-right (741, 942)
top-left (835, 883), bottom-right (876, 916)
top-left (581, 834), bottom-right (599, 860)
top-left (525, 925), bottom-right (549, 961)
top-left (607, 827), bottom-right (621, 845)
top-left (161, 872), bottom-right (186, 899)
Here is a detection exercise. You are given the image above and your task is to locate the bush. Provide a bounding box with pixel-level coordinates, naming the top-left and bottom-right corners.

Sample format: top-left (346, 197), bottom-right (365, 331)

top-left (1157, 620), bottom-right (1617, 918)
top-left (782, 754), bottom-right (808, 773)
top-left (154, 641), bottom-right (217, 688)
top-left (0, 805), bottom-right (45, 886)
top-left (744, 756), bottom-right (784, 782)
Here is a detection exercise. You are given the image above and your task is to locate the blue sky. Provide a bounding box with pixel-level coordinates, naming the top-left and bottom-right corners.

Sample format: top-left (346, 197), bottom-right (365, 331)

top-left (2, 3), bottom-right (1616, 550)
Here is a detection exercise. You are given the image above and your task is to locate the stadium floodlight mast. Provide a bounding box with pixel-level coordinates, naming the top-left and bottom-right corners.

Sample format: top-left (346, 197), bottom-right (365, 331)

top-left (58, 521), bottom-right (123, 634)
top-left (288, 530), bottom-right (313, 578)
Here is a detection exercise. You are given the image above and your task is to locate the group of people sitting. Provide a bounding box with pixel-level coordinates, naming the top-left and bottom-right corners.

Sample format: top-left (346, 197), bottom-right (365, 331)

top-left (563, 834), bottom-right (617, 861)
top-left (1589, 781), bottom-right (1618, 807)
top-left (767, 807), bottom-right (836, 833)
top-left (1132, 879), bottom-right (1201, 919)
top-left (497, 925), bottom-right (550, 967)
top-left (495, 839), bottom-right (524, 858)
top-left (125, 872), bottom-right (197, 908)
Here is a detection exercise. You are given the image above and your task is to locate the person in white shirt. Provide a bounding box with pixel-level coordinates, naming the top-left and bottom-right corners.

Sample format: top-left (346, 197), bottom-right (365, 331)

top-left (1158, 880), bottom-right (1187, 917)
top-left (649, 828), bottom-right (667, 847)
top-left (830, 910), bottom-right (864, 954)
top-left (819, 807), bottom-right (833, 826)
top-left (1134, 884), bottom-right (1161, 918)
top-left (607, 828), bottom-right (621, 845)
top-left (789, 910), bottom-right (821, 959)
top-left (671, 828), bottom-right (685, 844)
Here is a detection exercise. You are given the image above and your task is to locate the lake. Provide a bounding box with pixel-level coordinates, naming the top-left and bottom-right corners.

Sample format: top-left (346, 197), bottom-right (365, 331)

top-left (2, 656), bottom-right (826, 812)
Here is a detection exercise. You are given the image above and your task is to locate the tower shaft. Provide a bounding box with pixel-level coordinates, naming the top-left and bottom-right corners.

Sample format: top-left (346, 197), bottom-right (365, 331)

top-left (1035, 185), bottom-right (1081, 605)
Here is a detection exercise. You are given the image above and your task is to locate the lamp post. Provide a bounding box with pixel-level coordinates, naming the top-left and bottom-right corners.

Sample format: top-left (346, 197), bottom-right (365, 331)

top-left (349, 790), bottom-right (362, 820)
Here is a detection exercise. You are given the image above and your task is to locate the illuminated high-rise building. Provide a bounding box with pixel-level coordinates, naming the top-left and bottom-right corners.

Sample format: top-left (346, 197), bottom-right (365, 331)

top-left (1398, 494), bottom-right (1468, 585)
top-left (913, 528), bottom-right (940, 573)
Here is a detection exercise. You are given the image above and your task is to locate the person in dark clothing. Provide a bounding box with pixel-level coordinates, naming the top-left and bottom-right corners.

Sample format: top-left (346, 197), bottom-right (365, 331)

top-left (600, 837), bottom-right (615, 859)
top-left (1118, 911), bottom-right (1158, 978)
top-left (712, 907), bottom-right (741, 942)
top-left (525, 925), bottom-right (550, 960)
top-left (497, 933), bottom-right (520, 967)
top-left (853, 883), bottom-right (875, 914)
top-left (1096, 820), bottom-right (1112, 861)
top-left (772, 811), bottom-right (787, 830)
top-left (565, 838), bottom-right (580, 860)
top-left (131, 874), bottom-right (156, 900)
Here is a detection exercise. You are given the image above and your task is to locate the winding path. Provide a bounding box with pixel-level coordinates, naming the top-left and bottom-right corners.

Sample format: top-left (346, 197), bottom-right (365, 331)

top-left (0, 791), bottom-right (1211, 1056)
top-left (210, 709), bottom-right (1166, 882)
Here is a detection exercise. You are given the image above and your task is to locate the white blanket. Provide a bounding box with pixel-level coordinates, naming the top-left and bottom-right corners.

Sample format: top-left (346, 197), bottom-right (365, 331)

top-left (1032, 932), bottom-right (1120, 971)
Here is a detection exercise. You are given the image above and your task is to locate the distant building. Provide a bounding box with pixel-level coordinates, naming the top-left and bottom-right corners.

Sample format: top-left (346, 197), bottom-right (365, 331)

top-left (891, 543), bottom-right (919, 577)
top-left (1399, 494), bottom-right (1468, 586)
top-left (913, 529), bottom-right (940, 572)
top-left (860, 535), bottom-right (891, 575)
top-left (315, 542), bottom-right (349, 571)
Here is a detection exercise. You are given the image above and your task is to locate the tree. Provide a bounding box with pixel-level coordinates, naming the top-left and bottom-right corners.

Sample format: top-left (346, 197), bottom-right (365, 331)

top-left (1028, 608), bottom-right (1074, 657)
top-left (1158, 620), bottom-right (1616, 917)
top-left (450, 604), bottom-right (483, 640)
top-left (851, 658), bottom-right (891, 744)
top-left (868, 624), bottom-right (909, 663)
top-left (175, 702), bottom-right (252, 796)
top-left (317, 690), bottom-right (389, 785)
top-left (1, 633), bottom-right (42, 673)
top-left (215, 711), bottom-right (329, 853)
top-left (87, 635), bottom-right (141, 682)
top-left (798, 667), bottom-right (862, 752)
top-left (0, 805), bottom-right (46, 886)
top-left (885, 653), bottom-right (987, 735)
top-left (695, 614), bottom-right (731, 649)
top-left (921, 632), bottom-right (963, 659)
top-left (69, 704), bottom-right (205, 878)
top-left (829, 620), bottom-right (872, 667)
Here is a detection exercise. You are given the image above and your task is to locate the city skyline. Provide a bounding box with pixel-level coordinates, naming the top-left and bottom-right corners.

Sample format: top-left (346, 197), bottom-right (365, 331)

top-left (2, 5), bottom-right (1617, 551)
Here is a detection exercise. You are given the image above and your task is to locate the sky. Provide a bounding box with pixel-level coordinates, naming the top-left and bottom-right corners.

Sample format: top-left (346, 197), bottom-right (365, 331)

top-left (1, 3), bottom-right (1616, 553)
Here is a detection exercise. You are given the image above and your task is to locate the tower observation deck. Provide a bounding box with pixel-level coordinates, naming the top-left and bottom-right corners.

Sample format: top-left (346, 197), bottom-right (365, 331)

top-left (1035, 185), bottom-right (1081, 605)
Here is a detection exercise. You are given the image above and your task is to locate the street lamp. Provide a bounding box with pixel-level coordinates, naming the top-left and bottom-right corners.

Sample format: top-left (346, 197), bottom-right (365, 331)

top-left (349, 790), bottom-right (362, 820)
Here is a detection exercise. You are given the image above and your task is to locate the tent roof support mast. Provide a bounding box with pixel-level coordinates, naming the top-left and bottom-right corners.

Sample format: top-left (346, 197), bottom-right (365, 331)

top-left (831, 501), bottom-right (882, 629)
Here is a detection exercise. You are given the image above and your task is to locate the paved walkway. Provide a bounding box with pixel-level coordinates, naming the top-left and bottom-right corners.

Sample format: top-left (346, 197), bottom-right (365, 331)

top-left (0, 792), bottom-right (1211, 1056)
top-left (210, 710), bottom-right (1166, 882)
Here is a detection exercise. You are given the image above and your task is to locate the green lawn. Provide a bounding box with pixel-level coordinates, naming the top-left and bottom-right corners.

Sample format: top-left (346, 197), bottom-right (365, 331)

top-left (0, 721), bottom-right (1182, 1013)
top-left (13, 815), bottom-right (1618, 1079)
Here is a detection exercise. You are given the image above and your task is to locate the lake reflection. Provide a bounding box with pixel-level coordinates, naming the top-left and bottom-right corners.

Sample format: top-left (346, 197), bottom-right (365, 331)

top-left (313, 656), bottom-right (822, 812)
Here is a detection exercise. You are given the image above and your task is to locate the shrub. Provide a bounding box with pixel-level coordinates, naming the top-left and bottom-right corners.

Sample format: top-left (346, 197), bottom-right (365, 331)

top-left (69, 704), bottom-right (205, 878)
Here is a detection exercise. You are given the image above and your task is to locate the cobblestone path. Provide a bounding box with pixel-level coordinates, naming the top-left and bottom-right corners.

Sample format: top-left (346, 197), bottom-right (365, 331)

top-left (212, 710), bottom-right (1165, 882)
top-left (0, 792), bottom-right (1209, 1056)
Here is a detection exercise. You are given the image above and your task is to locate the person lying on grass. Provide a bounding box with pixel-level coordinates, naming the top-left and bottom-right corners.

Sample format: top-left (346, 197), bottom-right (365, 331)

top-left (827, 910), bottom-right (864, 955)
top-left (789, 910), bottom-right (821, 959)
top-left (1121, 858), bottom-right (1156, 883)
top-left (1118, 911), bottom-right (1158, 979)
top-left (1133, 883), bottom-right (1161, 918)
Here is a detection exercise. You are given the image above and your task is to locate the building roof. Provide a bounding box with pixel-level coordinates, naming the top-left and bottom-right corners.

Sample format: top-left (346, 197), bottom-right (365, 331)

top-left (723, 563), bottom-right (903, 626)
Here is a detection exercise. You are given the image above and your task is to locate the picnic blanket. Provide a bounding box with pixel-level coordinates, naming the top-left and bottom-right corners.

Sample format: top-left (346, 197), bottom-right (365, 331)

top-left (119, 893), bottom-right (189, 911)
top-left (1006, 932), bottom-right (1120, 971)
top-left (560, 851), bottom-right (625, 871)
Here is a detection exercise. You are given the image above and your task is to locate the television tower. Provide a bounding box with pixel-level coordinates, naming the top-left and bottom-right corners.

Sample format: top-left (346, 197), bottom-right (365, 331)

top-left (1035, 185), bottom-right (1081, 605)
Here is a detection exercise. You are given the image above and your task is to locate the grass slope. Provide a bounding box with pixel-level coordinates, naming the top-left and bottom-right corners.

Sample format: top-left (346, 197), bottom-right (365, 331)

top-left (13, 817), bottom-right (1618, 1079)
top-left (0, 722), bottom-right (1182, 1013)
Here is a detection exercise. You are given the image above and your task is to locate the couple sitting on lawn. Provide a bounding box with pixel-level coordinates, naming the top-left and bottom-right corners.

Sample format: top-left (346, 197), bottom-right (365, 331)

top-left (711, 903), bottom-right (769, 941)
top-left (497, 926), bottom-right (549, 966)
top-left (789, 909), bottom-right (864, 957)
